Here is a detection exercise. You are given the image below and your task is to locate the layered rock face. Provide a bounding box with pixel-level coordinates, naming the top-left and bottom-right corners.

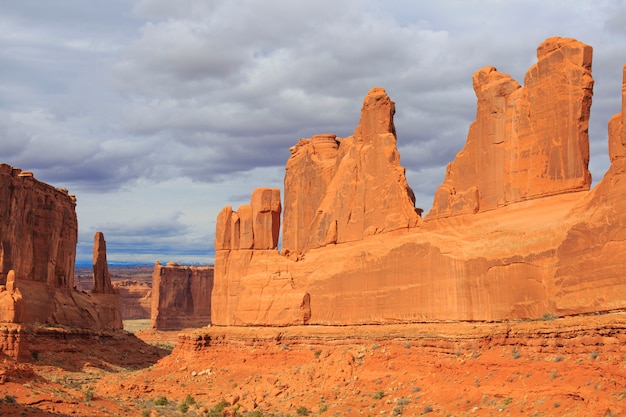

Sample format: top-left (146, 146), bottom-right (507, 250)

top-left (113, 280), bottom-right (152, 319)
top-left (213, 189), bottom-right (312, 325)
top-left (0, 165), bottom-right (77, 289)
top-left (427, 37), bottom-right (593, 218)
top-left (211, 37), bottom-right (626, 326)
top-left (552, 63), bottom-right (626, 314)
top-left (282, 88), bottom-right (419, 254)
top-left (0, 167), bottom-right (122, 330)
top-left (151, 262), bottom-right (213, 330)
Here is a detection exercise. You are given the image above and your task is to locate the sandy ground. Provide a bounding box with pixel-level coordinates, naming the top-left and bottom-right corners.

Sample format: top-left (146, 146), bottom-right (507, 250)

top-left (1, 313), bottom-right (625, 416)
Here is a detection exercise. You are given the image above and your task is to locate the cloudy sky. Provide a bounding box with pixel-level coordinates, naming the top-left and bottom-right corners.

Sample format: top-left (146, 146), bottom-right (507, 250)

top-left (1, 0), bottom-right (625, 266)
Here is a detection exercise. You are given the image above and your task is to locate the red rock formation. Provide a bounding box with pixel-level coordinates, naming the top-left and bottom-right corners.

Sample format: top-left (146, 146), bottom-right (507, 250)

top-left (151, 261), bottom-right (213, 330)
top-left (215, 188), bottom-right (281, 251)
top-left (213, 188), bottom-right (312, 325)
top-left (0, 165), bottom-right (122, 331)
top-left (282, 88), bottom-right (419, 254)
top-left (427, 37), bottom-right (593, 219)
top-left (112, 280), bottom-right (152, 319)
top-left (92, 232), bottom-right (114, 294)
top-left (0, 271), bottom-right (23, 323)
top-left (609, 64), bottom-right (626, 161)
top-left (553, 63), bottom-right (626, 314)
top-left (210, 38), bottom-right (626, 326)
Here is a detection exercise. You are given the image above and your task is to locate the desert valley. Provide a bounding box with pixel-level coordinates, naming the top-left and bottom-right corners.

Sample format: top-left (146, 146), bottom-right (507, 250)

top-left (1, 37), bottom-right (626, 416)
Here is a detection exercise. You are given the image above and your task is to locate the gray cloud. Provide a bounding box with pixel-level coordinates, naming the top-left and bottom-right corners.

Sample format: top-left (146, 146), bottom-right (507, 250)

top-left (1, 0), bottom-right (625, 263)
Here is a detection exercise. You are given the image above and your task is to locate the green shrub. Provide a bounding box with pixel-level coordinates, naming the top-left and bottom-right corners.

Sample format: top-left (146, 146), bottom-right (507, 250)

top-left (373, 390), bottom-right (385, 400)
top-left (154, 395), bottom-right (168, 406)
top-left (84, 386), bottom-right (95, 403)
top-left (296, 405), bottom-right (310, 416)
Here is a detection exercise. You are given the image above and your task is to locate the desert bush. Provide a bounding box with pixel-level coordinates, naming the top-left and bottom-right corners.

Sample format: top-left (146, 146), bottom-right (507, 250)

top-left (154, 395), bottom-right (168, 406)
top-left (2, 395), bottom-right (16, 404)
top-left (296, 405), bottom-right (309, 416)
top-left (84, 386), bottom-right (95, 403)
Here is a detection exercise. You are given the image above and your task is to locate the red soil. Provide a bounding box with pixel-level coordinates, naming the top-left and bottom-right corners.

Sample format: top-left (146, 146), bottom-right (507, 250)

top-left (2, 313), bottom-right (626, 416)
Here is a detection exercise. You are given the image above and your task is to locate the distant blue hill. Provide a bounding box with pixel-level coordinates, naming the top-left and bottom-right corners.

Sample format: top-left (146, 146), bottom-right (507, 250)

top-left (74, 261), bottom-right (153, 268)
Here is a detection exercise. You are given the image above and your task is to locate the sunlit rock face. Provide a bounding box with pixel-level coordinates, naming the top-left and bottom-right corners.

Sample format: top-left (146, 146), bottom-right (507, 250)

top-left (282, 88), bottom-right (419, 255)
top-left (210, 37), bottom-right (626, 326)
top-left (427, 37), bottom-right (593, 219)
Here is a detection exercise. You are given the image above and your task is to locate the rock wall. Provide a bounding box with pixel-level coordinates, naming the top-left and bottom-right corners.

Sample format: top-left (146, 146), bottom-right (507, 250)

top-left (212, 189), bottom-right (311, 325)
top-left (211, 37), bottom-right (626, 326)
top-left (0, 166), bottom-right (122, 331)
top-left (151, 262), bottom-right (213, 330)
top-left (427, 37), bottom-right (593, 219)
top-left (113, 280), bottom-right (152, 319)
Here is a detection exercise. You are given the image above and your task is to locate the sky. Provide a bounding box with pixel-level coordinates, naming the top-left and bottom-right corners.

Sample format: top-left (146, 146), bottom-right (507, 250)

top-left (1, 0), bottom-right (625, 266)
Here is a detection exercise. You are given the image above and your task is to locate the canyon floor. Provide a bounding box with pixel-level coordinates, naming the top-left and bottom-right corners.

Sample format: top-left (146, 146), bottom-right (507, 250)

top-left (1, 313), bottom-right (626, 417)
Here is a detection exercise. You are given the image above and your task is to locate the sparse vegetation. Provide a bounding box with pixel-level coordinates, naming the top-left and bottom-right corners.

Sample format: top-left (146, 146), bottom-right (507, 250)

top-left (2, 395), bottom-right (16, 404)
top-left (314, 349), bottom-right (322, 358)
top-left (373, 390), bottom-right (386, 400)
top-left (154, 395), bottom-right (168, 406)
top-left (539, 312), bottom-right (558, 321)
top-left (511, 348), bottom-right (521, 359)
top-left (84, 386), bottom-right (95, 403)
top-left (154, 342), bottom-right (175, 351)
top-left (590, 351), bottom-right (600, 360)
top-left (296, 405), bottom-right (310, 416)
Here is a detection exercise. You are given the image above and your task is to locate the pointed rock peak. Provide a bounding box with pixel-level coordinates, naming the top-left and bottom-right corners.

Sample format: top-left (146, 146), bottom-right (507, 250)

top-left (92, 231), bottom-right (114, 294)
top-left (355, 87), bottom-right (396, 140)
top-left (472, 66), bottom-right (521, 98)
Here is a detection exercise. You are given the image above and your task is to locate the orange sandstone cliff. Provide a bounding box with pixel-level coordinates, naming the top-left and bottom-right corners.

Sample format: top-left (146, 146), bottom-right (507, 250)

top-left (0, 166), bottom-right (122, 330)
top-left (427, 37), bottom-right (593, 218)
top-left (211, 37), bottom-right (626, 326)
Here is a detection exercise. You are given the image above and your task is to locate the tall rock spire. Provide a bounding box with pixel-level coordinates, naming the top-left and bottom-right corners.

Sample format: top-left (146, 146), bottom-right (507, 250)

top-left (92, 231), bottom-right (114, 294)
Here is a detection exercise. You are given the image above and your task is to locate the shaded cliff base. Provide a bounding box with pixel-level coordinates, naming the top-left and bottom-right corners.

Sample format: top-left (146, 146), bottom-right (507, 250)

top-left (3, 313), bottom-right (626, 416)
top-left (0, 324), bottom-right (170, 416)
